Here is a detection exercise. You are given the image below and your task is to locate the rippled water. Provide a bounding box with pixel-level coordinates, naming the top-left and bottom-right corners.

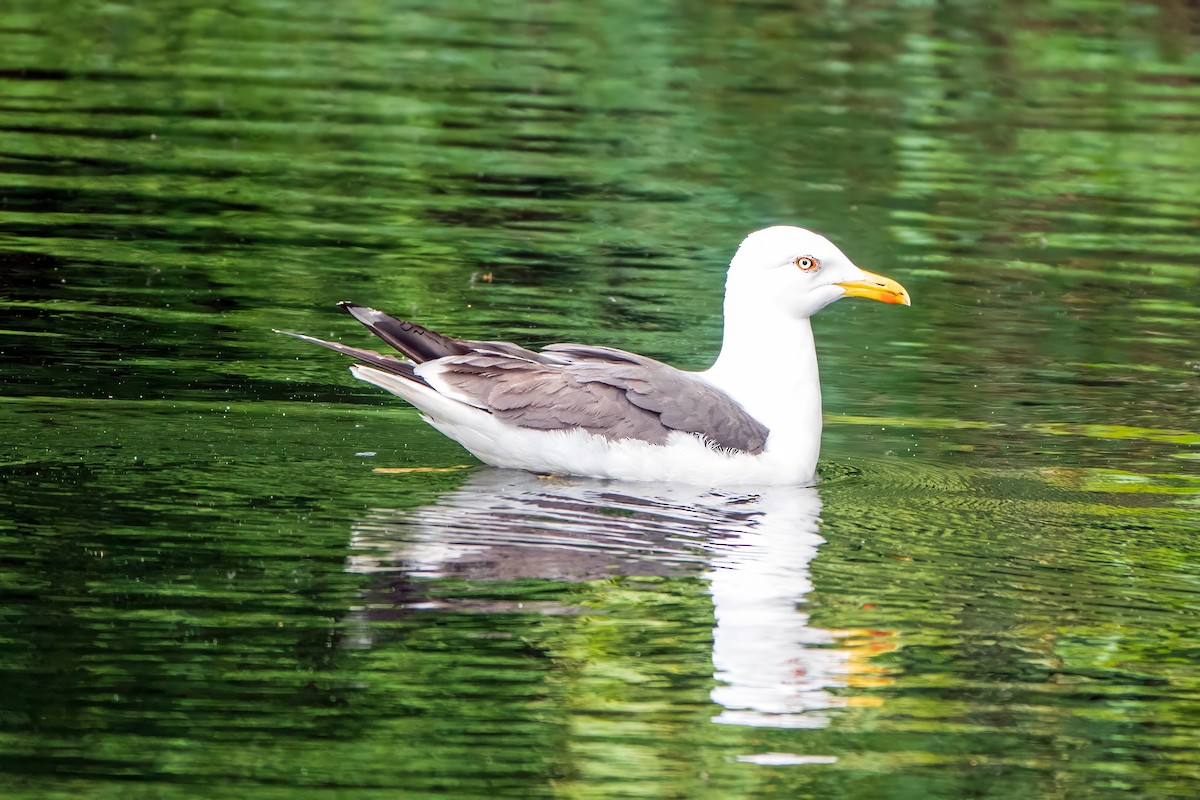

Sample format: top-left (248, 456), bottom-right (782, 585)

top-left (3, 1), bottom-right (1200, 797)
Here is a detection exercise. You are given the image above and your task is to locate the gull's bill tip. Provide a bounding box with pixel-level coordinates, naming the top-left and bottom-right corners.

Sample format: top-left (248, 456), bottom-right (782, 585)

top-left (836, 270), bottom-right (911, 306)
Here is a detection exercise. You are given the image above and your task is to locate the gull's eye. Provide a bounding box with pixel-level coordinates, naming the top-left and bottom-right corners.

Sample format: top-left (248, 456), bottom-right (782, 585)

top-left (795, 256), bottom-right (820, 272)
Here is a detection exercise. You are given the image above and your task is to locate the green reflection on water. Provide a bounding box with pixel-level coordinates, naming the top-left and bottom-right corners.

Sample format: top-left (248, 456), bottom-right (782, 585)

top-left (2, 0), bottom-right (1200, 797)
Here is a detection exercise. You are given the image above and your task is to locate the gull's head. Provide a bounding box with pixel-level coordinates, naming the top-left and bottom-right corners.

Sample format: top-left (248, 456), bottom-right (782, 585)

top-left (727, 226), bottom-right (910, 318)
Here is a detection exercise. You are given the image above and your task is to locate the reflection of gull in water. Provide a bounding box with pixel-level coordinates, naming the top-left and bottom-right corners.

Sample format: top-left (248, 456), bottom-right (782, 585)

top-left (347, 469), bottom-right (884, 728)
top-left (706, 485), bottom-right (841, 728)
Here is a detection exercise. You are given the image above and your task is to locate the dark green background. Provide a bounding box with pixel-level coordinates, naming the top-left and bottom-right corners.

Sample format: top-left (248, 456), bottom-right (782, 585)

top-left (2, 1), bottom-right (1198, 797)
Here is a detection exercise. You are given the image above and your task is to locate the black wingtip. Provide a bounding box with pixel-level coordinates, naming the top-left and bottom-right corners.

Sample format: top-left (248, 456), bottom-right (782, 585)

top-left (328, 301), bottom-right (469, 362)
top-left (338, 302), bottom-right (384, 329)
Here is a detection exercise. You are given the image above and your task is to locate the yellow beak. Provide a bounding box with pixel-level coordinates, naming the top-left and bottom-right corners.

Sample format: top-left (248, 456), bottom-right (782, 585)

top-left (836, 270), bottom-right (911, 306)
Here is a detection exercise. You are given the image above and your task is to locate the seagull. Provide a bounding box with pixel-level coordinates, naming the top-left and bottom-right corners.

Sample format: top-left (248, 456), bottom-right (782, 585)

top-left (279, 226), bottom-right (909, 485)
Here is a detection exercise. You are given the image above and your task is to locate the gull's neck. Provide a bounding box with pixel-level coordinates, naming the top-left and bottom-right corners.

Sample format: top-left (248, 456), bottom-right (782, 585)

top-left (702, 281), bottom-right (823, 476)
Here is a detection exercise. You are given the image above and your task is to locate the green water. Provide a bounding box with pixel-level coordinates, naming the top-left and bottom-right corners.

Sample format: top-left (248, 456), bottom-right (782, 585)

top-left (2, 1), bottom-right (1200, 797)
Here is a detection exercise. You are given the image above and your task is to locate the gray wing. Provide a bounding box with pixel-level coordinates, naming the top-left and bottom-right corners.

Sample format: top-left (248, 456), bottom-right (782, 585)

top-left (282, 303), bottom-right (768, 453)
top-left (422, 347), bottom-right (769, 454)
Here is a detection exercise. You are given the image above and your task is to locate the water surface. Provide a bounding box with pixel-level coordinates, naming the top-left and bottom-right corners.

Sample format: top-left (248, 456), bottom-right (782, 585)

top-left (2, 1), bottom-right (1199, 797)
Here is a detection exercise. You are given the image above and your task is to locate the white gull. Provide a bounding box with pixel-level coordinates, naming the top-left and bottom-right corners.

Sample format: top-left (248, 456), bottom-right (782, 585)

top-left (280, 226), bottom-right (910, 485)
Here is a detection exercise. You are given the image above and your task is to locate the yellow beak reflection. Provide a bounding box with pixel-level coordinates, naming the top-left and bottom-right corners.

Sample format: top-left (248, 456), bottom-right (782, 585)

top-left (836, 270), bottom-right (911, 306)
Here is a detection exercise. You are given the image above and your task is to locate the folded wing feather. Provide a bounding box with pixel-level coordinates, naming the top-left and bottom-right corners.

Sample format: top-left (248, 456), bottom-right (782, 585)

top-left (287, 304), bottom-right (770, 455)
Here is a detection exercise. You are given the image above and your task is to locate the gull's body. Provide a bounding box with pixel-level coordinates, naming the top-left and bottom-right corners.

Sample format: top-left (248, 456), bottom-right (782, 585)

top-left (281, 226), bottom-right (909, 486)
